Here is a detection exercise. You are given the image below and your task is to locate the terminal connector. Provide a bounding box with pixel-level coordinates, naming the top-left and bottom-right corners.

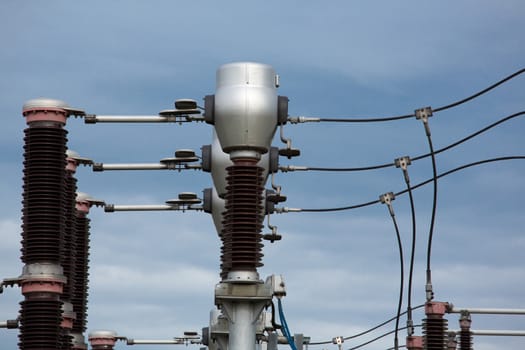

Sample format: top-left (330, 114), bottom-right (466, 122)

top-left (395, 156), bottom-right (412, 183)
top-left (415, 106), bottom-right (433, 136)
top-left (379, 192), bottom-right (396, 216)
top-left (395, 156), bottom-right (411, 171)
top-left (287, 116), bottom-right (321, 124)
top-left (414, 106), bottom-right (433, 122)
top-left (332, 336), bottom-right (344, 350)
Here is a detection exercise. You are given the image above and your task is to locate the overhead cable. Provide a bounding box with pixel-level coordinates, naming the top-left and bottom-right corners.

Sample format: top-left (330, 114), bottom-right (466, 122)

top-left (308, 305), bottom-right (425, 345)
top-left (380, 192), bottom-right (404, 350)
top-left (298, 156), bottom-right (525, 213)
top-left (298, 111), bottom-right (525, 172)
top-left (296, 68), bottom-right (524, 123)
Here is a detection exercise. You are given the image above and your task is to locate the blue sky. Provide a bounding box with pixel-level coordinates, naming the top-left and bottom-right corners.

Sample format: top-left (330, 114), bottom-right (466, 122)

top-left (1, 1), bottom-right (524, 349)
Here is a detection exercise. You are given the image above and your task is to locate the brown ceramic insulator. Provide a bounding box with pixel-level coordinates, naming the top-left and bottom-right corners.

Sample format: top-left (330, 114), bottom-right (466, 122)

top-left (459, 329), bottom-right (472, 350)
top-left (220, 164), bottom-right (265, 277)
top-left (62, 173), bottom-right (78, 302)
top-left (423, 317), bottom-right (448, 350)
top-left (21, 127), bottom-right (68, 264)
top-left (71, 215), bottom-right (90, 334)
top-left (18, 299), bottom-right (63, 350)
top-left (60, 331), bottom-right (74, 350)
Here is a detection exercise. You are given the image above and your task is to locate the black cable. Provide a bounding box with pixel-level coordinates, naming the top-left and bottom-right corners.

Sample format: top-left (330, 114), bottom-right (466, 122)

top-left (298, 156), bottom-right (525, 213)
top-left (300, 199), bottom-right (380, 213)
top-left (385, 346), bottom-right (407, 350)
top-left (412, 111), bottom-right (525, 162)
top-left (394, 156), bottom-right (525, 197)
top-left (347, 325), bottom-right (422, 350)
top-left (300, 111), bottom-right (525, 172)
top-left (318, 114), bottom-right (414, 123)
top-left (311, 68), bottom-right (525, 123)
top-left (308, 305), bottom-right (425, 345)
top-left (308, 162), bottom-right (394, 172)
top-left (386, 206), bottom-right (404, 350)
top-left (399, 167), bottom-right (417, 337)
top-left (433, 68), bottom-right (525, 112)
top-left (424, 129), bottom-right (438, 301)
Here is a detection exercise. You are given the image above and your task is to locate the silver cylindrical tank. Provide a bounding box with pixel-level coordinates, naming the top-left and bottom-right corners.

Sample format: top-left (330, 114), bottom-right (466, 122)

top-left (214, 62), bottom-right (279, 160)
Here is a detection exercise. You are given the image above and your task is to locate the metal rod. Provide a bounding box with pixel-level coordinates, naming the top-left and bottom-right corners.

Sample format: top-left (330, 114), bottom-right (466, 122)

top-left (127, 339), bottom-right (183, 345)
top-left (107, 205), bottom-right (178, 212)
top-left (0, 321), bottom-right (14, 328)
top-left (450, 329), bottom-right (525, 337)
top-left (88, 115), bottom-right (172, 123)
top-left (450, 307), bottom-right (525, 315)
top-left (98, 163), bottom-right (168, 171)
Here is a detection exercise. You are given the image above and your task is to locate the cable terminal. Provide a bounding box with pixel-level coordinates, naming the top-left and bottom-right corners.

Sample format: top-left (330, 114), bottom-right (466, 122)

top-left (380, 192), bottom-right (396, 216)
top-left (274, 207), bottom-right (302, 213)
top-left (415, 107), bottom-right (433, 136)
top-left (379, 192), bottom-right (395, 205)
top-left (414, 107), bottom-right (433, 122)
top-left (332, 336), bottom-right (344, 350)
top-left (395, 156), bottom-right (412, 183)
top-left (395, 156), bottom-right (411, 171)
top-left (278, 165), bottom-right (308, 172)
top-left (287, 116), bottom-right (321, 124)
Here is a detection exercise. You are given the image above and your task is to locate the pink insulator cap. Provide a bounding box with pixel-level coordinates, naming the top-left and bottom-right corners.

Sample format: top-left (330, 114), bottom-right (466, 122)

top-left (23, 98), bottom-right (69, 124)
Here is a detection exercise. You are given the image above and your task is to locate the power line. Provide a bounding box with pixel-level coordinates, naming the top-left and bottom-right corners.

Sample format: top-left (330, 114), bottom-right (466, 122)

top-left (298, 156), bottom-right (525, 212)
top-left (308, 305), bottom-right (425, 345)
top-left (294, 111), bottom-right (525, 172)
top-left (347, 325), bottom-right (422, 350)
top-left (380, 194), bottom-right (404, 350)
top-left (304, 68), bottom-right (525, 123)
top-left (433, 68), bottom-right (525, 112)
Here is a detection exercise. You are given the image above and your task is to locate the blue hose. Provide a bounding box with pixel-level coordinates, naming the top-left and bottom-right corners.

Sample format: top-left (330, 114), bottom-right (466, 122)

top-left (277, 298), bottom-right (297, 350)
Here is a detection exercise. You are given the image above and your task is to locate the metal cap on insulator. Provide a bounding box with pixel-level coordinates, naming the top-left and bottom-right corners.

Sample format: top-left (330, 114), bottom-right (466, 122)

top-left (66, 150), bottom-right (93, 173)
top-left (23, 97), bottom-right (70, 125)
top-left (19, 263), bottom-right (67, 295)
top-left (214, 62), bottom-right (279, 160)
top-left (76, 192), bottom-right (103, 214)
top-left (71, 332), bottom-right (88, 350)
top-left (61, 301), bottom-right (76, 329)
top-left (88, 330), bottom-right (118, 349)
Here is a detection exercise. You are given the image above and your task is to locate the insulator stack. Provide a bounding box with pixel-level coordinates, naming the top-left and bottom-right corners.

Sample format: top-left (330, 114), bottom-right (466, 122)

top-left (63, 157), bottom-right (79, 301)
top-left (21, 126), bottom-right (68, 264)
top-left (459, 312), bottom-right (472, 350)
top-left (423, 302), bottom-right (449, 350)
top-left (71, 212), bottom-right (90, 339)
top-left (220, 161), bottom-right (264, 279)
top-left (19, 98), bottom-right (70, 350)
top-left (18, 298), bottom-right (63, 349)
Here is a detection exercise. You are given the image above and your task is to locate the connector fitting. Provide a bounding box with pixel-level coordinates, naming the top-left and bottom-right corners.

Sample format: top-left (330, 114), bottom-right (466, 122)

top-left (415, 106), bottom-right (433, 122)
top-left (415, 106), bottom-right (433, 136)
top-left (395, 156), bottom-right (411, 170)
top-left (380, 192), bottom-right (396, 216)
top-left (406, 335), bottom-right (423, 350)
top-left (425, 301), bottom-right (449, 316)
